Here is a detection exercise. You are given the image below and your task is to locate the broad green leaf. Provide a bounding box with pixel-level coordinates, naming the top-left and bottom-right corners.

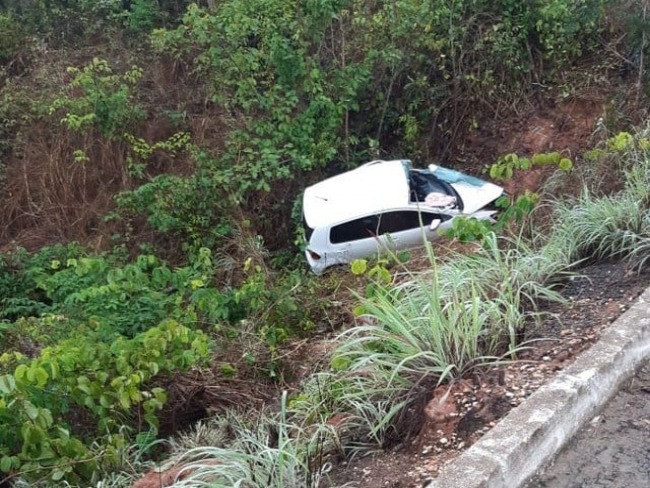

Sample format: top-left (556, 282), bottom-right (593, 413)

top-left (24, 402), bottom-right (39, 421)
top-left (0, 456), bottom-right (13, 473)
top-left (52, 468), bottom-right (66, 481)
top-left (350, 259), bottom-right (367, 275)
top-left (34, 367), bottom-right (49, 387)
top-left (14, 364), bottom-right (28, 382)
top-left (38, 408), bottom-right (53, 428)
top-left (99, 395), bottom-right (112, 408)
top-left (21, 423), bottom-right (46, 444)
top-left (0, 375), bottom-right (16, 394)
top-left (118, 392), bottom-right (131, 409)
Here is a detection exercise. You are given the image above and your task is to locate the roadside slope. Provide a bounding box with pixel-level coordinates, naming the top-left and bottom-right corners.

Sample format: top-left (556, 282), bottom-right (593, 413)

top-left (427, 287), bottom-right (650, 488)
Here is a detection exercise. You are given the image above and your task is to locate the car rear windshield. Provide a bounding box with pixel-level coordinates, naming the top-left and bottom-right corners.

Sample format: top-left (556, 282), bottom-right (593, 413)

top-left (303, 216), bottom-right (315, 241)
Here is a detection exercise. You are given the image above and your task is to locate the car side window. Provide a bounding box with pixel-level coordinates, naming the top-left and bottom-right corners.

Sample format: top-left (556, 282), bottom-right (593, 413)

top-left (330, 215), bottom-right (379, 244)
top-left (378, 210), bottom-right (449, 234)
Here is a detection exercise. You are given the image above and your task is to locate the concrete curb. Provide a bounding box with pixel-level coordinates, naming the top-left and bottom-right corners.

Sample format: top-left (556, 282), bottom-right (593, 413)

top-left (426, 288), bottom-right (650, 488)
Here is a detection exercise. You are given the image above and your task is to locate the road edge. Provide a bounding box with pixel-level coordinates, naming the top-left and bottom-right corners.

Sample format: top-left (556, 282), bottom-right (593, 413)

top-left (426, 287), bottom-right (650, 488)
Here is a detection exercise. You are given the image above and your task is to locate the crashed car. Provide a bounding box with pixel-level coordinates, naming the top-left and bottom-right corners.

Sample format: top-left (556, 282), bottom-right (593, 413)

top-left (302, 159), bottom-right (504, 274)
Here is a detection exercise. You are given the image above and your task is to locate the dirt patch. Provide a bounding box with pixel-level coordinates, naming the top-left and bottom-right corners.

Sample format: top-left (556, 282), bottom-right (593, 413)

top-left (325, 259), bottom-right (650, 488)
top-left (457, 94), bottom-right (607, 169)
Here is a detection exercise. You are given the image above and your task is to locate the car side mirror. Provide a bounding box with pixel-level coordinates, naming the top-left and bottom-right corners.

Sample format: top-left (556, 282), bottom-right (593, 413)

top-left (429, 218), bottom-right (441, 231)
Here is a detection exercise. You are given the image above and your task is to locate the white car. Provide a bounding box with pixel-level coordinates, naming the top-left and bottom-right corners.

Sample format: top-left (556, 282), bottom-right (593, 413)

top-left (302, 159), bottom-right (504, 274)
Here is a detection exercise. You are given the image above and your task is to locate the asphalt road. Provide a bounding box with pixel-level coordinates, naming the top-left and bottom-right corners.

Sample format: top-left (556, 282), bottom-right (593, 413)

top-left (525, 358), bottom-right (650, 488)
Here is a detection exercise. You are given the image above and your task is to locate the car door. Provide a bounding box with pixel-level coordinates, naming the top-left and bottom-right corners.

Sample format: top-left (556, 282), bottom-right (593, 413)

top-left (377, 209), bottom-right (452, 250)
top-left (327, 214), bottom-right (381, 266)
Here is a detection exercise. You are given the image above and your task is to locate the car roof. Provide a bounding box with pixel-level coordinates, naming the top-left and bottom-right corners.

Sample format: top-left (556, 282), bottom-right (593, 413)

top-left (303, 160), bottom-right (411, 228)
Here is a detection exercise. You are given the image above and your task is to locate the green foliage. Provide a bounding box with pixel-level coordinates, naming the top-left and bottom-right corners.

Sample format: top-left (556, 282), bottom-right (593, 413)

top-left (33, 249), bottom-right (233, 337)
top-left (108, 0), bottom-right (607, 253)
top-left (114, 168), bottom-right (231, 251)
top-left (607, 131), bottom-right (636, 151)
top-left (124, 0), bottom-right (160, 33)
top-left (227, 261), bottom-right (333, 378)
top-left (336, 232), bottom-right (566, 385)
top-left (123, 131), bottom-right (192, 179)
top-left (0, 1), bottom-right (634, 484)
top-left (0, 319), bottom-right (209, 484)
top-left (0, 244), bottom-right (86, 323)
top-left (160, 395), bottom-right (335, 488)
top-left (0, 0), bottom-right (120, 44)
top-left (0, 0), bottom-right (191, 45)
top-left (324, 233), bottom-right (568, 449)
top-left (349, 258), bottom-right (393, 285)
top-left (334, 282), bottom-right (510, 385)
top-left (151, 1), bottom-right (363, 198)
top-left (496, 192), bottom-right (541, 227)
top-left (0, 13), bottom-right (28, 67)
top-left (50, 58), bottom-right (144, 138)
top-left (489, 151), bottom-right (573, 181)
top-left (443, 193), bottom-right (540, 244)
top-left (546, 151), bottom-right (650, 269)
top-left (533, 0), bottom-right (604, 59)
top-left (444, 217), bottom-right (494, 243)
top-left (349, 257), bottom-right (394, 311)
top-left (547, 129), bottom-right (650, 268)
top-left (610, 0), bottom-right (650, 86)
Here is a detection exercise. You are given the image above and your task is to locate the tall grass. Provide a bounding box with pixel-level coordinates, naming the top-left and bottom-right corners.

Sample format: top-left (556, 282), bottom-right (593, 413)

top-left (545, 150), bottom-right (650, 269)
top-left (339, 233), bottom-right (568, 376)
top-left (166, 394), bottom-right (341, 488)
top-left (334, 283), bottom-right (509, 386)
top-left (325, 231), bottom-right (570, 451)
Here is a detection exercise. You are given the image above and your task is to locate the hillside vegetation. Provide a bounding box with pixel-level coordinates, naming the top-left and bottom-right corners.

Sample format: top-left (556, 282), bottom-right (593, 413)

top-left (1, 0), bottom-right (649, 486)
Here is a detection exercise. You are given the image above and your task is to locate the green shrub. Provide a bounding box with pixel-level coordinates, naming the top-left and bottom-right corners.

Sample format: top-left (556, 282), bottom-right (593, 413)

top-left (0, 13), bottom-right (28, 67)
top-left (0, 320), bottom-right (210, 484)
top-left (49, 59), bottom-right (144, 139)
top-left (33, 249), bottom-right (233, 337)
top-left (115, 170), bottom-right (231, 252)
top-left (0, 245), bottom-right (86, 322)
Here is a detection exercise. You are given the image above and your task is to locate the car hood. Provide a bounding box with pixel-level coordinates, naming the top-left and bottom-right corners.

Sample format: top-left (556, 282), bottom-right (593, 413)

top-left (451, 180), bottom-right (503, 214)
top-left (425, 164), bottom-right (503, 213)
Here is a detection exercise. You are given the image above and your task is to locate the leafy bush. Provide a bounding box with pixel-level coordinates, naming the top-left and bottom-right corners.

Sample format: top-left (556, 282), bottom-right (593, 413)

top-left (31, 249), bottom-right (235, 337)
top-left (50, 59), bottom-right (144, 139)
top-left (0, 0), bottom-right (191, 46)
top-left (489, 152), bottom-right (573, 181)
top-left (0, 320), bottom-right (210, 484)
top-left (115, 170), bottom-right (231, 252)
top-left (0, 244), bottom-right (86, 323)
top-left (0, 13), bottom-right (29, 67)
